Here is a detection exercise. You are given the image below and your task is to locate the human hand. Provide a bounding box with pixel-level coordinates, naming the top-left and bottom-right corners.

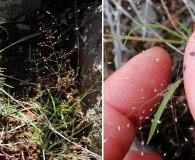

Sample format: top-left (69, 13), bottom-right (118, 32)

top-left (104, 31), bottom-right (195, 160)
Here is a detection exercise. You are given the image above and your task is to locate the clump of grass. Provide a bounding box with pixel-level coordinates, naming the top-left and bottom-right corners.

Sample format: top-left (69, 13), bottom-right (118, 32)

top-left (0, 92), bottom-right (99, 159)
top-left (0, 2), bottom-right (101, 159)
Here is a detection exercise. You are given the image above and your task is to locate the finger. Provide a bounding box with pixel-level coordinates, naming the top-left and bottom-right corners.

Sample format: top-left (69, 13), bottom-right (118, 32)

top-left (104, 47), bottom-right (172, 160)
top-left (184, 31), bottom-right (195, 120)
top-left (104, 102), bottom-right (135, 160)
top-left (104, 46), bottom-right (172, 126)
top-left (124, 150), bottom-right (164, 160)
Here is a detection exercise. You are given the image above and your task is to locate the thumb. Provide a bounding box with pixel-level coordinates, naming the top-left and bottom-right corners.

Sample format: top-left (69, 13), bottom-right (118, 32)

top-left (184, 30), bottom-right (195, 120)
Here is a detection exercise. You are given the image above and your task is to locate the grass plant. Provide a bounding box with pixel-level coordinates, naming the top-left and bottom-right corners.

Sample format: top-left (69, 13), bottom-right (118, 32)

top-left (0, 2), bottom-right (101, 159)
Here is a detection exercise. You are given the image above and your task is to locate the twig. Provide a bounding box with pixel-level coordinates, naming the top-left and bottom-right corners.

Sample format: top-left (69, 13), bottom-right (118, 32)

top-left (161, 0), bottom-right (187, 39)
top-left (1, 124), bottom-right (26, 135)
top-left (104, 36), bottom-right (184, 44)
top-left (0, 88), bottom-right (34, 115)
top-left (0, 33), bottom-right (41, 53)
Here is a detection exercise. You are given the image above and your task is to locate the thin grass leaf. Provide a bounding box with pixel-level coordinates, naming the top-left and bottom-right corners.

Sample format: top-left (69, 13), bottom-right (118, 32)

top-left (48, 140), bottom-right (63, 150)
top-left (0, 26), bottom-right (9, 40)
top-left (147, 78), bottom-right (183, 145)
top-left (134, 23), bottom-right (187, 40)
top-left (0, 33), bottom-right (41, 53)
top-left (178, 22), bottom-right (192, 37)
top-left (124, 23), bottom-right (188, 45)
top-left (104, 34), bottom-right (184, 44)
top-left (47, 88), bottom-right (56, 113)
top-left (70, 121), bottom-right (93, 137)
top-left (13, 112), bottom-right (41, 133)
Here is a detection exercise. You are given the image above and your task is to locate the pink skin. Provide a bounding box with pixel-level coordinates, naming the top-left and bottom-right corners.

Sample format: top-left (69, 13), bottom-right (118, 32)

top-left (184, 31), bottom-right (195, 120)
top-left (104, 47), bottom-right (172, 160)
top-left (104, 38), bottom-right (195, 160)
top-left (124, 151), bottom-right (164, 160)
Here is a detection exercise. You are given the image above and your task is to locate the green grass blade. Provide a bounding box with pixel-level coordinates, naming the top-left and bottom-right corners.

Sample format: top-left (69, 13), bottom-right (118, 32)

top-left (47, 88), bottom-right (56, 113)
top-left (132, 23), bottom-right (187, 40)
top-left (124, 23), bottom-right (188, 45)
top-left (178, 22), bottom-right (192, 37)
top-left (147, 78), bottom-right (183, 145)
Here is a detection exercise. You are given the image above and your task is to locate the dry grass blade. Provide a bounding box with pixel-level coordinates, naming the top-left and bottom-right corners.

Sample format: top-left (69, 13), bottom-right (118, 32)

top-left (0, 33), bottom-right (41, 53)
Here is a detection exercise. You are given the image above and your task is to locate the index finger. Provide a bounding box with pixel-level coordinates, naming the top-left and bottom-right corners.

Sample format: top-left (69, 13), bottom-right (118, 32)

top-left (104, 47), bottom-right (172, 160)
top-left (104, 47), bottom-right (172, 125)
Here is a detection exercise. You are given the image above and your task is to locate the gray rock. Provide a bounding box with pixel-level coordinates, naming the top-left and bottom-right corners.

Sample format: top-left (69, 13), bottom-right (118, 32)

top-left (80, 3), bottom-right (102, 112)
top-left (0, 0), bottom-right (41, 21)
top-left (80, 2), bottom-right (102, 155)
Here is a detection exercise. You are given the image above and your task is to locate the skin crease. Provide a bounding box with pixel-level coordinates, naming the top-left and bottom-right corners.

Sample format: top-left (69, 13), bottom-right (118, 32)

top-left (104, 39), bottom-right (195, 160)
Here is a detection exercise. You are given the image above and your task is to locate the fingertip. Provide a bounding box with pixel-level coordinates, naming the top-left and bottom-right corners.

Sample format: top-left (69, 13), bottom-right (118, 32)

top-left (104, 46), bottom-right (172, 160)
top-left (184, 31), bottom-right (195, 120)
top-left (104, 46), bottom-right (172, 126)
